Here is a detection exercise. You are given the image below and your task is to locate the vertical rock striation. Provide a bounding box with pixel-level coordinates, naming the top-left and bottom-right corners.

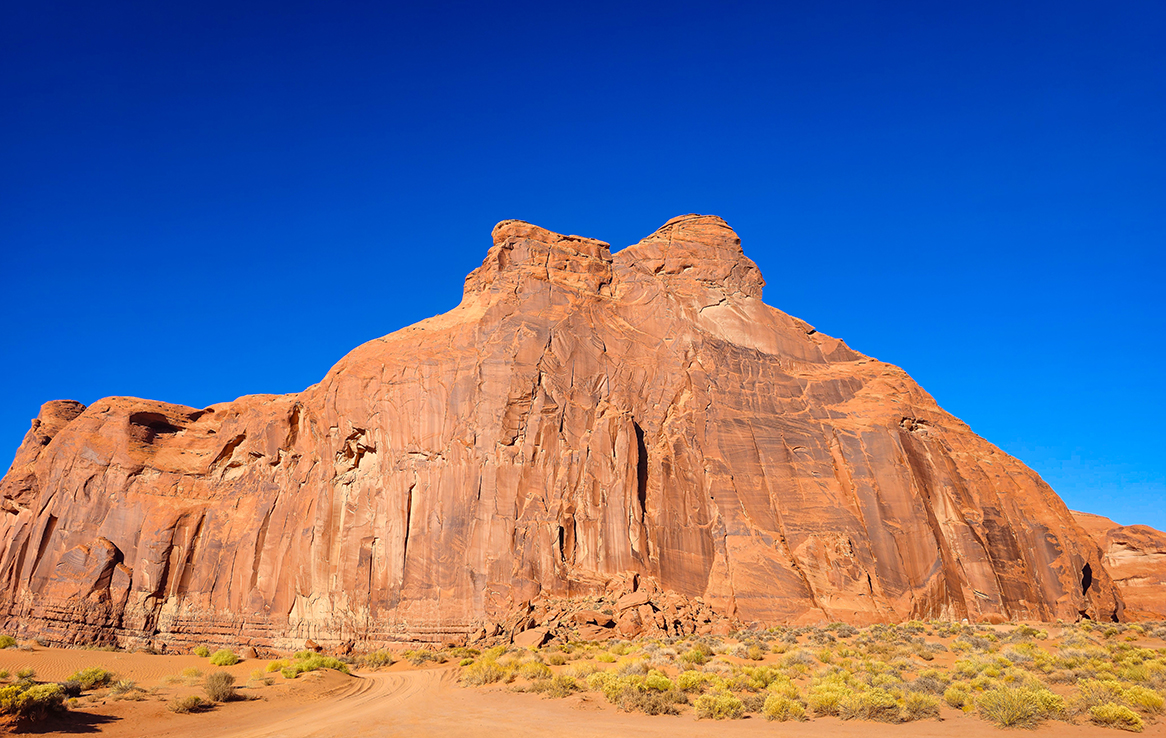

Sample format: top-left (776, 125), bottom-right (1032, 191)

top-left (0, 215), bottom-right (1123, 650)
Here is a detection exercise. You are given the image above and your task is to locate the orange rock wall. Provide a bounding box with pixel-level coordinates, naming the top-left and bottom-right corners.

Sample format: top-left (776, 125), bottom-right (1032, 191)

top-left (0, 215), bottom-right (1123, 650)
top-left (1073, 511), bottom-right (1166, 620)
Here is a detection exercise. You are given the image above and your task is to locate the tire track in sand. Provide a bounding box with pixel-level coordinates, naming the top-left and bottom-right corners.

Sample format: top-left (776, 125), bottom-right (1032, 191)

top-left (224, 668), bottom-right (449, 738)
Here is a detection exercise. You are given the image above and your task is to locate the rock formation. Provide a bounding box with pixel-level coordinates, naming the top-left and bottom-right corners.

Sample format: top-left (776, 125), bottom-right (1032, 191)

top-left (0, 215), bottom-right (1124, 651)
top-left (1073, 511), bottom-right (1166, 620)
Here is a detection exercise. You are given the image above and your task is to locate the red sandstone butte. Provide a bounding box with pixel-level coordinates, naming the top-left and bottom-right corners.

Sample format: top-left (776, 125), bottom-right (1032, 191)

top-left (0, 215), bottom-right (1124, 651)
top-left (1073, 511), bottom-right (1166, 620)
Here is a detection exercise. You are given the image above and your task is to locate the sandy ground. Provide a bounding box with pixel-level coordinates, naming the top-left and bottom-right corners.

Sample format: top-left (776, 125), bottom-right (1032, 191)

top-left (3, 641), bottom-right (1165, 737)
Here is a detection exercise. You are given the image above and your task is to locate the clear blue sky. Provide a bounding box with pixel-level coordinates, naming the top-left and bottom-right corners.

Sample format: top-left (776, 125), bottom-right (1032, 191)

top-left (2, 2), bottom-right (1163, 527)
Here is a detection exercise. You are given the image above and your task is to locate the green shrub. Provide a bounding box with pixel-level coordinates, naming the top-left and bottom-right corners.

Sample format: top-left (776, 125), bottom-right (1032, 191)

top-left (762, 693), bottom-right (806, 721)
top-left (808, 681), bottom-right (853, 716)
top-left (68, 666), bottom-right (114, 690)
top-left (290, 653), bottom-right (349, 675)
top-left (209, 649), bottom-right (238, 666)
top-left (15, 668), bottom-right (34, 680)
top-left (265, 660), bottom-right (289, 673)
top-left (204, 671), bottom-right (236, 702)
top-left (192, 645), bottom-right (210, 658)
top-left (0, 635), bottom-right (15, 650)
top-left (1091, 703), bottom-right (1145, 732)
top-left (168, 695), bottom-right (206, 713)
top-left (694, 691), bottom-right (745, 720)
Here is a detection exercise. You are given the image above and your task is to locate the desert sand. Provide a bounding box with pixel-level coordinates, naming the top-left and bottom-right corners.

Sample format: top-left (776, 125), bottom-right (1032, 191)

top-left (5, 620), bottom-right (1166, 737)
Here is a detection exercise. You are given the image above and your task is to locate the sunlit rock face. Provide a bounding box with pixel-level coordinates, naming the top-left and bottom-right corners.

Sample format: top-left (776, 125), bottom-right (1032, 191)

top-left (0, 215), bottom-right (1123, 650)
top-left (1074, 511), bottom-right (1166, 620)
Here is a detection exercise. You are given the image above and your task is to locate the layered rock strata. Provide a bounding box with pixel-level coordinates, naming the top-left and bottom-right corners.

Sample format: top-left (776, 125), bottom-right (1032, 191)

top-left (0, 215), bottom-right (1123, 651)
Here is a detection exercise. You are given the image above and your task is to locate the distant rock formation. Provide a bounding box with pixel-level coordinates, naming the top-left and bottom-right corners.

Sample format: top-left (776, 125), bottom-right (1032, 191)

top-left (0, 215), bottom-right (1123, 651)
top-left (1073, 511), bottom-right (1166, 620)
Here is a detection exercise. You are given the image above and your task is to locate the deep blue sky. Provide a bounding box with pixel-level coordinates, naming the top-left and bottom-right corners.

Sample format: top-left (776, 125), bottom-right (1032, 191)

top-left (2, 1), bottom-right (1163, 528)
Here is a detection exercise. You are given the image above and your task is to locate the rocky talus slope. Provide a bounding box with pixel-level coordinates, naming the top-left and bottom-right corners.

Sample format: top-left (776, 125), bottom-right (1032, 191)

top-left (0, 215), bottom-right (1123, 651)
top-left (1073, 511), bottom-right (1166, 620)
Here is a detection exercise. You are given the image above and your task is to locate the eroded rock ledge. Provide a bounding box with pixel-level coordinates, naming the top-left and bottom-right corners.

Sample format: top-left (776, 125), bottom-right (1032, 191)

top-left (0, 215), bottom-right (1123, 652)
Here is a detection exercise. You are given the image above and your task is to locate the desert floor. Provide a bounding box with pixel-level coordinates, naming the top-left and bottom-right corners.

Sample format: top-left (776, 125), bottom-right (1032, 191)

top-left (3, 638), bottom-right (1165, 738)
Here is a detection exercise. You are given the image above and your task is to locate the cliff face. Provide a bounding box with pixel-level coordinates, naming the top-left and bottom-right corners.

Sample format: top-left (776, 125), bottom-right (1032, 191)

top-left (0, 215), bottom-right (1122, 650)
top-left (1073, 511), bottom-right (1166, 620)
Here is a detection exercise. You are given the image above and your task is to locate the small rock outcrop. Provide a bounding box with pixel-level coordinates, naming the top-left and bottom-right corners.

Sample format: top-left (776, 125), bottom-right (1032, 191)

top-left (0, 215), bottom-right (1124, 651)
top-left (1073, 511), bottom-right (1166, 620)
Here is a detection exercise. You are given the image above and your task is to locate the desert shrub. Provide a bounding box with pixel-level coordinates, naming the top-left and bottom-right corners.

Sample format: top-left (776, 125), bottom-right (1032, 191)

top-left (679, 649), bottom-right (708, 666)
top-left (740, 692), bottom-right (766, 713)
top-left (0, 682), bottom-right (66, 722)
top-left (746, 644), bottom-right (765, 661)
top-left (616, 686), bottom-right (687, 715)
top-left (902, 691), bottom-right (941, 721)
top-left (808, 680), bottom-right (853, 716)
top-left (1123, 685), bottom-right (1166, 714)
top-left (266, 660), bottom-right (289, 673)
top-left (462, 659), bottom-right (508, 685)
top-left (906, 674), bottom-right (946, 695)
top-left (109, 679), bottom-right (137, 695)
top-left (546, 653), bottom-right (566, 666)
top-left (56, 680), bottom-right (82, 698)
top-left (543, 674), bottom-right (579, 699)
top-left (1091, 702), bottom-right (1145, 732)
top-left (564, 662), bottom-right (597, 679)
top-left (182, 667), bottom-right (203, 678)
top-left (15, 668), bottom-right (34, 680)
top-left (0, 636), bottom-right (15, 649)
top-left (781, 650), bottom-right (816, 668)
top-left (0, 670), bottom-right (8, 680)
top-left (977, 687), bottom-right (1044, 728)
top-left (838, 688), bottom-right (900, 722)
top-left (68, 666), bottom-right (114, 690)
top-left (168, 695), bottom-right (206, 713)
top-left (763, 693), bottom-right (806, 721)
top-left (1078, 679), bottom-right (1127, 710)
top-left (694, 690), bottom-right (745, 720)
top-left (676, 670), bottom-right (710, 693)
top-left (361, 650), bottom-right (395, 669)
top-left (209, 649), bottom-right (239, 666)
top-left (192, 645), bottom-right (210, 658)
top-left (203, 671), bottom-right (236, 702)
top-left (518, 661), bottom-right (553, 680)
top-left (278, 653), bottom-right (350, 678)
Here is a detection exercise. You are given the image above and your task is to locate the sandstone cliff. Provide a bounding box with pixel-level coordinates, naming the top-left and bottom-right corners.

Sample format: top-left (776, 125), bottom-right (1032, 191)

top-left (1073, 511), bottom-right (1166, 620)
top-left (0, 215), bottom-right (1123, 651)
